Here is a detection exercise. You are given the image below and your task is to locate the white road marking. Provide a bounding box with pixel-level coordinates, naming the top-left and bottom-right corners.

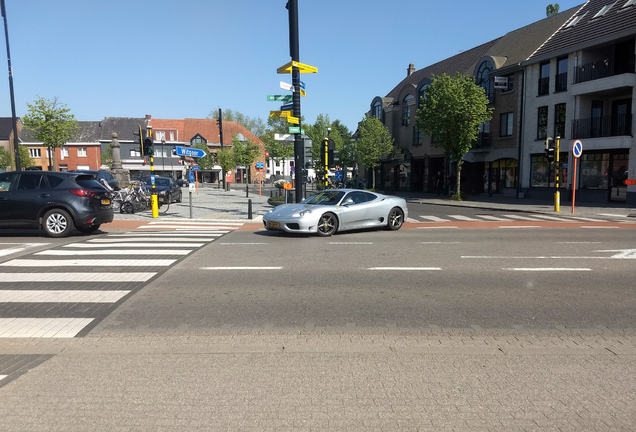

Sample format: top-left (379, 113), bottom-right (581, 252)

top-left (580, 226), bottom-right (619, 229)
top-left (566, 216), bottom-right (607, 222)
top-left (368, 267), bottom-right (442, 271)
top-left (448, 215), bottom-right (480, 221)
top-left (139, 225), bottom-right (237, 230)
top-left (558, 242), bottom-right (602, 244)
top-left (218, 243), bottom-right (268, 245)
top-left (417, 226), bottom-right (459, 229)
top-left (0, 375), bottom-right (6, 381)
top-left (107, 233), bottom-right (222, 237)
top-left (0, 273), bottom-right (155, 282)
top-left (147, 221), bottom-right (243, 226)
top-left (62, 242), bottom-right (205, 248)
top-left (463, 255), bottom-right (611, 259)
top-left (419, 216), bottom-right (448, 222)
top-left (0, 243), bottom-right (50, 257)
top-left (597, 249), bottom-right (636, 259)
top-left (477, 215), bottom-right (510, 221)
top-left (599, 213), bottom-right (631, 218)
top-left (0, 290), bottom-right (129, 303)
top-left (420, 242), bottom-right (462, 244)
top-left (502, 214), bottom-right (546, 221)
top-left (505, 268), bottom-right (592, 271)
top-left (329, 242), bottom-right (374, 245)
top-left (88, 237), bottom-right (214, 243)
top-left (0, 318), bottom-right (93, 338)
top-left (1, 259), bottom-right (175, 267)
top-left (531, 214), bottom-right (569, 221)
top-left (36, 249), bottom-right (192, 256)
top-left (406, 218), bottom-right (420, 223)
top-left (201, 266), bottom-right (282, 270)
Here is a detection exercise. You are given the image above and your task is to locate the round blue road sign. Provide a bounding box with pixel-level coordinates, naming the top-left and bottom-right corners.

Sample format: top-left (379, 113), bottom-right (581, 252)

top-left (189, 172), bottom-right (195, 183)
top-left (572, 140), bottom-right (583, 158)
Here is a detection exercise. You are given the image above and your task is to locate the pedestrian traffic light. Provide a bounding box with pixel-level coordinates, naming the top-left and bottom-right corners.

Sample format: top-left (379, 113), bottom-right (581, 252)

top-left (143, 137), bottom-right (154, 156)
top-left (545, 137), bottom-right (555, 164)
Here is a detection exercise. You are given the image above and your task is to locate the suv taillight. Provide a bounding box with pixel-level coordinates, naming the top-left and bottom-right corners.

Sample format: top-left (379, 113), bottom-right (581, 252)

top-left (69, 189), bottom-right (97, 198)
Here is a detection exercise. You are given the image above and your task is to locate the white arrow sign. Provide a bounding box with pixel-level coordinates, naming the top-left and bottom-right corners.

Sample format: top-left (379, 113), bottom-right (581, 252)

top-left (597, 249), bottom-right (636, 259)
top-left (280, 81), bottom-right (293, 92)
top-left (274, 134), bottom-right (294, 141)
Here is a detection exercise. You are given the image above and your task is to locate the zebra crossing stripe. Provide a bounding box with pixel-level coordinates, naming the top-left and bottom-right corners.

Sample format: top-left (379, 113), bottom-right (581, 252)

top-left (0, 259), bottom-right (176, 267)
top-left (448, 215), bottom-right (480, 221)
top-left (62, 242), bottom-right (205, 248)
top-left (477, 215), bottom-right (510, 221)
top-left (501, 214), bottom-right (546, 221)
top-left (36, 249), bottom-right (192, 256)
top-left (87, 237), bottom-right (215, 243)
top-left (139, 225), bottom-right (237, 230)
top-left (0, 318), bottom-right (93, 338)
top-left (420, 216), bottom-right (448, 222)
top-left (147, 221), bottom-right (244, 226)
top-left (0, 290), bottom-right (129, 303)
top-left (107, 233), bottom-right (222, 237)
top-left (0, 273), bottom-right (155, 282)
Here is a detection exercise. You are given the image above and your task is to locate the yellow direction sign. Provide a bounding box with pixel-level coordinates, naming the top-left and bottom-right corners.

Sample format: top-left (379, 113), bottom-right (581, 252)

top-left (300, 88), bottom-right (306, 97)
top-left (287, 116), bottom-right (299, 124)
top-left (270, 110), bottom-right (293, 118)
top-left (277, 60), bottom-right (318, 74)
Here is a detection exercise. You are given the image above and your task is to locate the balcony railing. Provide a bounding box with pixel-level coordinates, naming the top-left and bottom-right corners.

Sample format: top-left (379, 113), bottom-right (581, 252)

top-left (538, 77), bottom-right (550, 95)
top-left (574, 59), bottom-right (614, 84)
top-left (571, 114), bottom-right (633, 139)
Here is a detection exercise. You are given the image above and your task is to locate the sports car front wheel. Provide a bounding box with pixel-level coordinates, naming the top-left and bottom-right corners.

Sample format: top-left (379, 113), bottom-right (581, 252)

top-left (317, 212), bottom-right (338, 237)
top-left (386, 207), bottom-right (404, 231)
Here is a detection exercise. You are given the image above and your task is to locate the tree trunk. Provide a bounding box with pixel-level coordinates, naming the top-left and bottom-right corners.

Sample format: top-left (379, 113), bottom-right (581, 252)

top-left (456, 160), bottom-right (463, 198)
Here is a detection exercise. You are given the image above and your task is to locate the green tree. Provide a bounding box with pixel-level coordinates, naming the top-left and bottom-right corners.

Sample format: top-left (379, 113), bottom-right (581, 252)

top-left (216, 147), bottom-right (235, 190)
top-left (192, 142), bottom-right (216, 170)
top-left (354, 115), bottom-right (394, 189)
top-left (101, 145), bottom-right (113, 169)
top-left (21, 97), bottom-right (79, 171)
top-left (209, 108), bottom-right (267, 139)
top-left (546, 3), bottom-right (560, 17)
top-left (415, 72), bottom-right (493, 199)
top-left (262, 116), bottom-right (294, 177)
top-left (0, 146), bottom-right (33, 170)
top-left (232, 134), bottom-right (261, 183)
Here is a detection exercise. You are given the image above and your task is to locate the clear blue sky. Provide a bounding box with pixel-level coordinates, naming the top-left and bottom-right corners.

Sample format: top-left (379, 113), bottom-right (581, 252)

top-left (1, 0), bottom-right (584, 134)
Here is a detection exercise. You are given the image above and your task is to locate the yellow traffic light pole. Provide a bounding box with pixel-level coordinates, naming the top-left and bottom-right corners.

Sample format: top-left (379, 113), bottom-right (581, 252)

top-left (554, 136), bottom-right (560, 212)
top-left (147, 126), bottom-right (159, 218)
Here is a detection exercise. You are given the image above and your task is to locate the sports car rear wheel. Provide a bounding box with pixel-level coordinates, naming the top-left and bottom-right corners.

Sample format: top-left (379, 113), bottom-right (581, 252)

top-left (386, 207), bottom-right (404, 231)
top-left (317, 212), bottom-right (338, 237)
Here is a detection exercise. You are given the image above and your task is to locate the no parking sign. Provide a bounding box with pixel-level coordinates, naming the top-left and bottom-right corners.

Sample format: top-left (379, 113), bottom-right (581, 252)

top-left (571, 140), bottom-right (583, 213)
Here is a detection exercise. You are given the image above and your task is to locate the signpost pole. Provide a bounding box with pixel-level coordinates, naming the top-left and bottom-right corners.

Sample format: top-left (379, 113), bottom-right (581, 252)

top-left (571, 140), bottom-right (583, 214)
top-left (572, 156), bottom-right (577, 214)
top-left (554, 136), bottom-right (560, 212)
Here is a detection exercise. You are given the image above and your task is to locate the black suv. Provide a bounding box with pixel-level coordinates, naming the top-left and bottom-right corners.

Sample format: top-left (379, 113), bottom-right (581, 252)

top-left (71, 169), bottom-right (119, 190)
top-left (0, 171), bottom-right (114, 237)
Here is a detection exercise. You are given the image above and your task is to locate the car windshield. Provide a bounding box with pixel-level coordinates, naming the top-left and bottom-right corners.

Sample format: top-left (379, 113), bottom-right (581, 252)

top-left (143, 178), bottom-right (170, 187)
top-left (303, 191), bottom-right (345, 205)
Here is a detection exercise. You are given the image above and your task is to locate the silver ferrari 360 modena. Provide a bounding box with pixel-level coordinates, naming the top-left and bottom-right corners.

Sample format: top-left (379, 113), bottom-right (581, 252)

top-left (263, 189), bottom-right (408, 236)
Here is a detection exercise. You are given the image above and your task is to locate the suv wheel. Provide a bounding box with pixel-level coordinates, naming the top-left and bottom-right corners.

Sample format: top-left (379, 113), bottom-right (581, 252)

top-left (42, 209), bottom-right (74, 238)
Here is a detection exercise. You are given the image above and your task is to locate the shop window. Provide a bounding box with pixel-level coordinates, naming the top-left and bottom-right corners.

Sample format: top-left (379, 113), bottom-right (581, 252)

top-left (530, 153), bottom-right (569, 187)
top-left (579, 153), bottom-right (609, 190)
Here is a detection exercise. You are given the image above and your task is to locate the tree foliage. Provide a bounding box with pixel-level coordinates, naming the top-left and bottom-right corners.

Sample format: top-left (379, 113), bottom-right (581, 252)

top-left (354, 115), bottom-right (394, 188)
top-left (415, 72), bottom-right (493, 198)
top-left (192, 142), bottom-right (216, 170)
top-left (232, 134), bottom-right (261, 169)
top-left (546, 3), bottom-right (560, 17)
top-left (0, 146), bottom-right (34, 170)
top-left (209, 108), bottom-right (267, 139)
top-left (21, 97), bottom-right (79, 171)
top-left (216, 147), bottom-right (235, 176)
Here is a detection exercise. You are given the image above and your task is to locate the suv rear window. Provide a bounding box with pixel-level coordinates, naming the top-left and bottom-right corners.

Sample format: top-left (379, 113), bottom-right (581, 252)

top-left (74, 175), bottom-right (104, 189)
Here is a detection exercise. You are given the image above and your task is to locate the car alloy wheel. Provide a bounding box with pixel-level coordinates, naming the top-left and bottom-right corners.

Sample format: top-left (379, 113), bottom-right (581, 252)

top-left (43, 209), bottom-right (74, 238)
top-left (386, 207), bottom-right (404, 231)
top-left (317, 212), bottom-right (338, 237)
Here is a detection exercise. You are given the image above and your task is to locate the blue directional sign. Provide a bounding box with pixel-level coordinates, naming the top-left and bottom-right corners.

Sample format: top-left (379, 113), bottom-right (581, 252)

top-left (256, 162), bottom-right (264, 169)
top-left (175, 146), bottom-right (206, 158)
top-left (572, 140), bottom-right (583, 158)
top-left (280, 103), bottom-right (293, 111)
top-left (191, 166), bottom-right (201, 171)
top-left (189, 172), bottom-right (195, 183)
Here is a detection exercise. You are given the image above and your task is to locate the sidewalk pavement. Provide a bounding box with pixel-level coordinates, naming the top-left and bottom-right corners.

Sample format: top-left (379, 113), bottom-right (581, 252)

top-left (112, 184), bottom-right (636, 225)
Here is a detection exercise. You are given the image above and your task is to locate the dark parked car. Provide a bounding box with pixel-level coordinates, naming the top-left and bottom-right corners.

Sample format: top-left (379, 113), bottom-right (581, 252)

top-left (71, 169), bottom-right (119, 190)
top-left (176, 179), bottom-right (189, 187)
top-left (141, 176), bottom-right (182, 204)
top-left (0, 171), bottom-right (114, 237)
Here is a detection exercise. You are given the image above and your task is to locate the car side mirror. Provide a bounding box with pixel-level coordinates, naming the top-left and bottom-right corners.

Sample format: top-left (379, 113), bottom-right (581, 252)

top-left (343, 198), bottom-right (354, 206)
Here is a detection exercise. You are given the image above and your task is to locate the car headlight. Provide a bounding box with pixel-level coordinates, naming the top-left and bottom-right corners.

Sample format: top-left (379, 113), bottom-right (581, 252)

top-left (292, 209), bottom-right (312, 217)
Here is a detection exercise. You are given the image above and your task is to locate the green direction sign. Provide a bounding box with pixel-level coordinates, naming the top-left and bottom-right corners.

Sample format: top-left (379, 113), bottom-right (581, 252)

top-left (288, 127), bottom-right (305, 134)
top-left (267, 95), bottom-right (293, 102)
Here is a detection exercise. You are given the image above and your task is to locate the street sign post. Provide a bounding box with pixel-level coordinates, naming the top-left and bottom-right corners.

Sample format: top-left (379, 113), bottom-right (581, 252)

top-left (571, 140), bottom-right (583, 214)
top-left (267, 95), bottom-right (293, 102)
top-left (175, 146), bottom-right (206, 158)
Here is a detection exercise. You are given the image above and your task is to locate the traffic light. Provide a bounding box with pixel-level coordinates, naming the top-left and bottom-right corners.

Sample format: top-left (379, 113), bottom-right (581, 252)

top-left (545, 137), bottom-right (555, 164)
top-left (143, 137), bottom-right (154, 156)
top-left (303, 138), bottom-right (312, 169)
top-left (327, 139), bottom-right (335, 169)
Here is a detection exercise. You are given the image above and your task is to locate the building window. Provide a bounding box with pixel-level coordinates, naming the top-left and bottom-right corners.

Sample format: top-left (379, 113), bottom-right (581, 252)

top-left (190, 134), bottom-right (207, 145)
top-left (593, 4), bottom-right (614, 17)
top-left (130, 149), bottom-right (141, 157)
top-left (623, 0), bottom-right (636, 7)
top-left (170, 132), bottom-right (175, 141)
top-left (372, 101), bottom-right (383, 120)
top-left (538, 62), bottom-right (550, 95)
top-left (46, 148), bottom-right (54, 159)
top-left (530, 153), bottom-right (569, 187)
top-left (565, 14), bottom-right (584, 28)
top-left (414, 127), bottom-right (423, 146)
top-left (402, 94), bottom-right (414, 125)
top-left (555, 57), bottom-right (568, 92)
top-left (500, 112), bottom-right (513, 137)
top-left (554, 103), bottom-right (566, 139)
top-left (29, 148), bottom-right (41, 158)
top-left (476, 60), bottom-right (494, 103)
top-left (156, 131), bottom-right (166, 141)
top-left (579, 152), bottom-right (609, 189)
top-left (417, 84), bottom-right (429, 107)
top-left (476, 120), bottom-right (490, 147)
top-left (61, 147), bottom-right (69, 157)
top-left (77, 147), bottom-right (87, 157)
top-left (537, 106), bottom-right (548, 140)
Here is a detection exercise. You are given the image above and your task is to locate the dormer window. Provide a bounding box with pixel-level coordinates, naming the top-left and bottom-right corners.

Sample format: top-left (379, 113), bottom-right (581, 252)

top-left (593, 3), bottom-right (614, 18)
top-left (622, 0), bottom-right (635, 7)
top-left (565, 14), bottom-right (584, 28)
top-left (190, 134), bottom-right (207, 145)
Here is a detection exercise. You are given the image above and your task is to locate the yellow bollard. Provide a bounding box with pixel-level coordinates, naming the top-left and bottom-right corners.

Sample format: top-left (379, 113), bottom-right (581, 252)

top-left (151, 194), bottom-right (158, 218)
